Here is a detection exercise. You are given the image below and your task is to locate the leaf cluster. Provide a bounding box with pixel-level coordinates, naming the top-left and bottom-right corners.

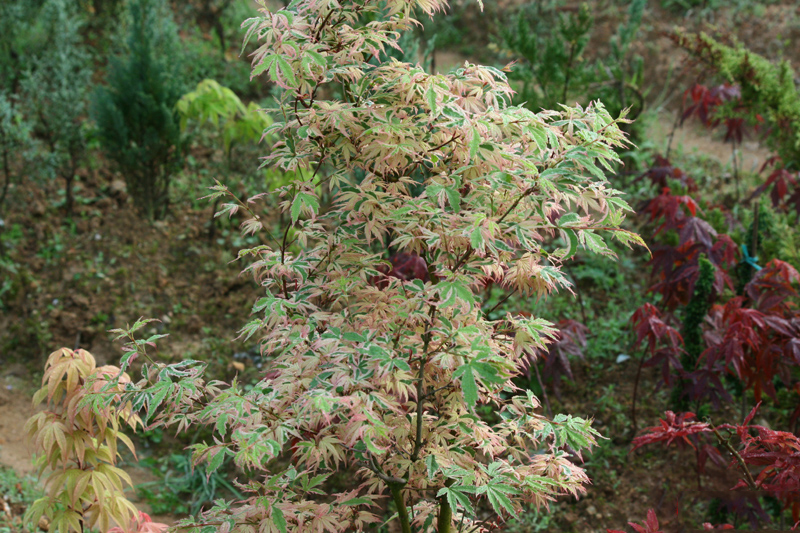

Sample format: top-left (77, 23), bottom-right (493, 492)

top-left (176, 78), bottom-right (272, 157)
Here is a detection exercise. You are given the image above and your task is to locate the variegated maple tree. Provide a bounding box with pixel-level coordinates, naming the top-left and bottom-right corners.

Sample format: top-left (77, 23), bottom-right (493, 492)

top-left (100, 1), bottom-right (644, 532)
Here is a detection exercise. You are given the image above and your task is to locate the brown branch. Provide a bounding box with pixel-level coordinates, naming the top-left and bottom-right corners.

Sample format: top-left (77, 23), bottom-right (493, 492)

top-left (312, 9), bottom-right (335, 43)
top-left (421, 382), bottom-right (454, 401)
top-left (411, 304), bottom-right (438, 462)
top-left (484, 288), bottom-right (517, 317)
top-left (710, 424), bottom-right (758, 491)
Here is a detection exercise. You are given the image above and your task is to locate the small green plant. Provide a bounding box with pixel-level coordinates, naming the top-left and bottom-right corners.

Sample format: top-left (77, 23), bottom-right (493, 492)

top-left (22, 0), bottom-right (91, 216)
top-left (0, 0), bottom-right (45, 93)
top-left (0, 91), bottom-right (34, 238)
top-left (0, 466), bottom-right (42, 533)
top-left (92, 0), bottom-right (186, 220)
top-left (176, 78), bottom-right (273, 235)
top-left (136, 452), bottom-right (242, 517)
top-left (499, 3), bottom-right (594, 112)
top-left (24, 347), bottom-right (166, 533)
top-left (176, 79), bottom-right (271, 166)
top-left (499, 0), bottom-right (646, 135)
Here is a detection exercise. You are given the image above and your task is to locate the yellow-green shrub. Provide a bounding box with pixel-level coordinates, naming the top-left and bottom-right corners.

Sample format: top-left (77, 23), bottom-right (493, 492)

top-left (24, 348), bottom-right (165, 533)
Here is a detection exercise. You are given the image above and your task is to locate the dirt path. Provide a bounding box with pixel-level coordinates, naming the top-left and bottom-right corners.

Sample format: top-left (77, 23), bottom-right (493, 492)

top-left (0, 375), bottom-right (37, 476)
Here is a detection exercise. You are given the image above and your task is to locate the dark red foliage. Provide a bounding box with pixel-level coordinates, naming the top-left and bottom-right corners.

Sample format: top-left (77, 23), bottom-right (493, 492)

top-left (649, 240), bottom-right (734, 311)
top-left (636, 160), bottom-right (799, 411)
top-left (626, 75), bottom-right (800, 533)
top-left (386, 252), bottom-right (429, 282)
top-left (631, 411), bottom-right (724, 473)
top-left (745, 259), bottom-right (800, 313)
top-left (648, 241), bottom-right (705, 309)
top-left (641, 187), bottom-right (738, 309)
top-left (709, 234), bottom-right (739, 272)
top-left (631, 303), bottom-right (682, 354)
top-left (749, 157), bottom-right (800, 214)
top-left (735, 425), bottom-right (800, 495)
top-left (631, 303), bottom-right (683, 386)
top-left (683, 83), bottom-right (741, 127)
top-left (705, 492), bottom-right (769, 529)
top-left (697, 261), bottom-right (800, 402)
top-left (634, 405), bottom-right (800, 524)
top-left (373, 252), bottom-right (429, 288)
top-left (523, 319), bottom-right (588, 399)
top-left (607, 509), bottom-right (662, 533)
top-left (679, 216), bottom-right (717, 250)
top-left (682, 83), bottom-right (748, 143)
top-left (681, 357), bottom-right (731, 408)
top-left (641, 187), bottom-right (699, 235)
top-left (725, 404), bottom-right (800, 520)
top-left (635, 155), bottom-right (698, 192)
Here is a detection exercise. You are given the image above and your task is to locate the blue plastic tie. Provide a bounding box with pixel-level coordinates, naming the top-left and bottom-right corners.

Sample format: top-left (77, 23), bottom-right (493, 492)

top-left (740, 244), bottom-right (762, 271)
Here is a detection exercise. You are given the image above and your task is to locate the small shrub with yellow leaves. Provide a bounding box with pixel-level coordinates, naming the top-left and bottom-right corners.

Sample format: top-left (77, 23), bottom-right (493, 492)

top-left (23, 348), bottom-right (167, 533)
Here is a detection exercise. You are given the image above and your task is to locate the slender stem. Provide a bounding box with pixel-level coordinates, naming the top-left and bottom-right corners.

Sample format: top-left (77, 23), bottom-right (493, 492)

top-left (751, 198), bottom-right (759, 258)
top-left (561, 41), bottom-right (577, 104)
top-left (532, 361), bottom-right (553, 418)
top-left (665, 106), bottom-right (682, 160)
top-left (451, 246), bottom-right (473, 274)
top-left (457, 511), bottom-right (466, 533)
top-left (630, 351), bottom-right (645, 437)
top-left (312, 9), bottom-right (335, 42)
top-left (399, 132), bottom-right (461, 179)
top-left (223, 186), bottom-right (282, 249)
top-left (484, 288), bottom-right (517, 318)
top-left (732, 140), bottom-right (740, 201)
top-left (281, 216), bottom-right (292, 264)
top-left (412, 305), bottom-right (438, 462)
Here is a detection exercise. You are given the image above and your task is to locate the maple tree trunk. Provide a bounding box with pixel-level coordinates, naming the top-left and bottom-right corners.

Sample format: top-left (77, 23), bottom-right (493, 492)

top-left (390, 485), bottom-right (411, 533)
top-left (208, 197), bottom-right (221, 241)
top-left (437, 497), bottom-right (452, 533)
top-left (64, 173), bottom-right (75, 217)
top-left (731, 141), bottom-right (740, 201)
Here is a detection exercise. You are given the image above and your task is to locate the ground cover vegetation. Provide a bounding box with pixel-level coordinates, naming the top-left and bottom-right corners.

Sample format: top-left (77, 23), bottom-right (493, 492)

top-left (0, 1), bottom-right (799, 532)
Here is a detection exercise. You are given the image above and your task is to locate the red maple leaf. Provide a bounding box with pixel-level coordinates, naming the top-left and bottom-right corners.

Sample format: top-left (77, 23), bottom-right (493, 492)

top-left (608, 509), bottom-right (663, 533)
top-left (632, 411), bottom-right (714, 452)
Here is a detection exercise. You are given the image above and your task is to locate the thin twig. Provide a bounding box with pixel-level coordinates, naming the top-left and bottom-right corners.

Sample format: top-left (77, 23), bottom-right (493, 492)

top-left (532, 361), bottom-right (553, 418)
top-left (484, 288), bottom-right (517, 318)
top-left (709, 424), bottom-right (758, 491)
